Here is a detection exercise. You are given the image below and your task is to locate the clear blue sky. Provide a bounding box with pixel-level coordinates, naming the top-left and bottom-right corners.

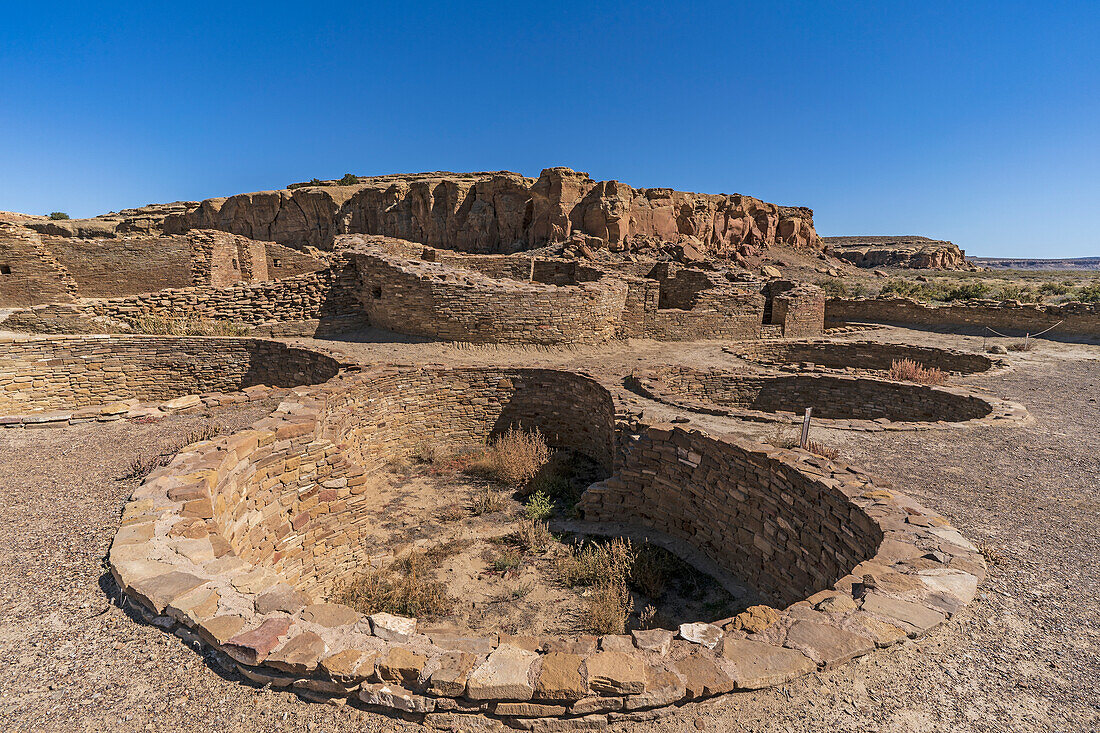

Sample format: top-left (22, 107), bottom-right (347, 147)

top-left (2, 1), bottom-right (1097, 257)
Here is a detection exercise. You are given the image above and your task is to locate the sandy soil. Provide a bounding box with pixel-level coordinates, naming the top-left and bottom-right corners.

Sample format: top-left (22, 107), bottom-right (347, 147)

top-left (0, 327), bottom-right (1097, 731)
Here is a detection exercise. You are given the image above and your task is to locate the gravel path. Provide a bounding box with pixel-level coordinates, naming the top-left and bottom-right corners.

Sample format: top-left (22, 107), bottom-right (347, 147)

top-left (0, 329), bottom-right (1097, 732)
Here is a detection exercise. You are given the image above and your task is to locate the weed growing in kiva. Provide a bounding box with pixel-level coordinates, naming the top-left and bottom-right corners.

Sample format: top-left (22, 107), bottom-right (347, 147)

top-left (887, 358), bottom-right (947, 385)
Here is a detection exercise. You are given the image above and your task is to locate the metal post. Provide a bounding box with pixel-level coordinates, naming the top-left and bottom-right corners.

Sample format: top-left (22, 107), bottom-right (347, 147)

top-left (800, 407), bottom-right (812, 449)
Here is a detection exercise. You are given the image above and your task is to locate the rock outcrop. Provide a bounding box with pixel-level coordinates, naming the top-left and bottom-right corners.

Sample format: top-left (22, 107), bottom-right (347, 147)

top-left (824, 236), bottom-right (972, 270)
top-left (158, 168), bottom-right (821, 258)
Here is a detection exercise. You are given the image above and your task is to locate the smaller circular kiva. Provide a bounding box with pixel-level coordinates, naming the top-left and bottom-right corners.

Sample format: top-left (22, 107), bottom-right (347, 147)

top-left (629, 366), bottom-right (1028, 430)
top-left (110, 364), bottom-right (987, 726)
top-left (0, 335), bottom-right (341, 427)
top-left (725, 340), bottom-right (1006, 375)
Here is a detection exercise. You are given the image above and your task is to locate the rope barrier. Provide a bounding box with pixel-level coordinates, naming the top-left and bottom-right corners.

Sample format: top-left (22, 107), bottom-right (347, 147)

top-left (984, 320), bottom-right (1064, 339)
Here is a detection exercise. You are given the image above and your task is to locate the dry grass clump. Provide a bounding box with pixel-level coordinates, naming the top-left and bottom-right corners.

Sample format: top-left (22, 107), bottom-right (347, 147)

top-left (763, 427), bottom-right (839, 460)
top-left (585, 580), bottom-right (634, 636)
top-left (469, 427), bottom-right (551, 487)
top-left (1007, 340), bottom-right (1036, 352)
top-left (515, 519), bottom-right (553, 554)
top-left (411, 440), bottom-right (449, 467)
top-left (126, 315), bottom-right (252, 336)
top-left (804, 440), bottom-right (839, 459)
top-left (334, 549), bottom-right (454, 618)
top-left (491, 547), bottom-right (523, 572)
top-left (471, 484), bottom-right (507, 516)
top-left (560, 538), bottom-right (635, 635)
top-left (887, 358), bottom-right (947, 385)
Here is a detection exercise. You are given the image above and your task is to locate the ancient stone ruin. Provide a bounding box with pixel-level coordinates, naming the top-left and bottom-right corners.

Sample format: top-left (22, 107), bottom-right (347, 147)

top-left (0, 169), bottom-right (1021, 729)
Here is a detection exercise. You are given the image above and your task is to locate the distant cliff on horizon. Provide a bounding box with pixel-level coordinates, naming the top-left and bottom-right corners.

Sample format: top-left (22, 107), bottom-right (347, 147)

top-left (968, 256), bottom-right (1100, 271)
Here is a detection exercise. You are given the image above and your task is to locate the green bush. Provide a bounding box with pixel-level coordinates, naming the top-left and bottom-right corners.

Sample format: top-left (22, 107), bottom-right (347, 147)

top-left (1075, 283), bottom-right (1100, 303)
top-left (816, 279), bottom-right (849, 297)
top-left (1039, 282), bottom-right (1070, 296)
top-left (338, 173), bottom-right (360, 185)
top-left (524, 490), bottom-right (554, 521)
top-left (942, 281), bottom-right (990, 301)
top-left (48, 211), bottom-right (70, 220)
top-left (996, 284), bottom-right (1039, 302)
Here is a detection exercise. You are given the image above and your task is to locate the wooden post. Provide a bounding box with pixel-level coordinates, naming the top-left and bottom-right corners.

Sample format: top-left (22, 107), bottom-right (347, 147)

top-left (800, 407), bottom-right (813, 449)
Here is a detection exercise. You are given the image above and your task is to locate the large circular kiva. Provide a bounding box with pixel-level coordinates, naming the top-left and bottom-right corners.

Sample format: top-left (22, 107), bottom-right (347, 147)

top-left (629, 366), bottom-right (1028, 430)
top-left (109, 364), bottom-right (986, 726)
top-left (725, 339), bottom-right (1005, 375)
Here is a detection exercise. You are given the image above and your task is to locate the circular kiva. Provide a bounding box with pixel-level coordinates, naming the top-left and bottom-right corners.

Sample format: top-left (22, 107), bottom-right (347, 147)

top-left (724, 339), bottom-right (1007, 375)
top-left (0, 335), bottom-right (342, 428)
top-left (629, 366), bottom-right (1028, 431)
top-left (110, 365), bottom-right (986, 727)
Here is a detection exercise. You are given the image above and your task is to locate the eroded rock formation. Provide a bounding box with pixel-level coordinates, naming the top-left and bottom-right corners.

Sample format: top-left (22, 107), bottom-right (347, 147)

top-left (160, 168), bottom-right (821, 257)
top-left (824, 236), bottom-right (972, 270)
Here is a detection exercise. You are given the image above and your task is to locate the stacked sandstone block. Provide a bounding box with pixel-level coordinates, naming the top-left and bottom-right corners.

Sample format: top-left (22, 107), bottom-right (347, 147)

top-left (353, 251), bottom-right (629, 345)
top-left (0, 335), bottom-right (340, 418)
top-left (1, 260), bottom-right (361, 334)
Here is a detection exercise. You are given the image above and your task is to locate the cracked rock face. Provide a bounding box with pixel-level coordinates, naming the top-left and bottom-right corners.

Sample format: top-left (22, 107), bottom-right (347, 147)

top-left (159, 167), bottom-right (822, 257)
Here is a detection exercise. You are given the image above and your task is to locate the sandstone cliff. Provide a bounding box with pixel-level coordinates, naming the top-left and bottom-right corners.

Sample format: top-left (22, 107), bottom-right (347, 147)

top-left (824, 236), bottom-right (972, 270)
top-left (160, 168), bottom-right (821, 258)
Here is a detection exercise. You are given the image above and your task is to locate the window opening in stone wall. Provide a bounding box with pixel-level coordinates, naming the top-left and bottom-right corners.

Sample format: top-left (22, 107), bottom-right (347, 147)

top-left (232, 258), bottom-right (240, 270)
top-left (372, 286), bottom-right (382, 299)
top-left (273, 258), bottom-right (282, 268)
top-left (0, 264), bottom-right (10, 275)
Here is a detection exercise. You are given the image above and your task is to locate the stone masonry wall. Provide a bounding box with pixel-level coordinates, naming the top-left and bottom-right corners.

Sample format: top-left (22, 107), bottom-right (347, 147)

top-left (352, 252), bottom-right (628, 345)
top-left (1, 260), bottom-right (361, 335)
top-left (0, 223), bottom-right (79, 306)
top-left (210, 367), bottom-right (615, 597)
top-left (0, 336), bottom-right (341, 414)
top-left (578, 425), bottom-right (884, 607)
top-left (827, 297), bottom-right (1100, 340)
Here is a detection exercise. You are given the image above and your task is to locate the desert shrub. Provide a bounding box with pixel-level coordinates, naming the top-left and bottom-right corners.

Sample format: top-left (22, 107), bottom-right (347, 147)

top-left (629, 542), bottom-right (676, 599)
top-left (48, 211), bottom-right (70, 220)
top-left (468, 427), bottom-right (551, 487)
top-left (411, 440), bottom-right (447, 466)
top-left (471, 484), bottom-right (506, 516)
top-left (942, 281), bottom-right (990, 301)
top-left (887, 358), bottom-right (947, 385)
top-left (584, 578), bottom-right (633, 635)
top-left (1039, 282), bottom-right (1070, 296)
top-left (1007, 340), bottom-right (1035, 352)
top-left (524, 490), bottom-right (554, 521)
top-left (334, 550), bottom-right (454, 618)
top-left (560, 538), bottom-right (636, 634)
top-left (560, 538), bottom-right (634, 588)
top-left (126, 315), bottom-right (251, 336)
top-left (997, 283), bottom-right (1039, 302)
top-left (816, 279), bottom-right (849, 297)
top-left (338, 173), bottom-right (360, 185)
top-left (515, 519), bottom-right (553, 553)
top-left (1075, 283), bottom-right (1100, 303)
top-left (491, 548), bottom-right (523, 572)
top-left (878, 278), bottom-right (924, 298)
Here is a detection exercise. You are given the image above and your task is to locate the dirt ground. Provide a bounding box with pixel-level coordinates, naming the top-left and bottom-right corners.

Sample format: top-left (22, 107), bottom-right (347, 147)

top-left (328, 463), bottom-right (743, 637)
top-left (1, 327), bottom-right (1098, 732)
